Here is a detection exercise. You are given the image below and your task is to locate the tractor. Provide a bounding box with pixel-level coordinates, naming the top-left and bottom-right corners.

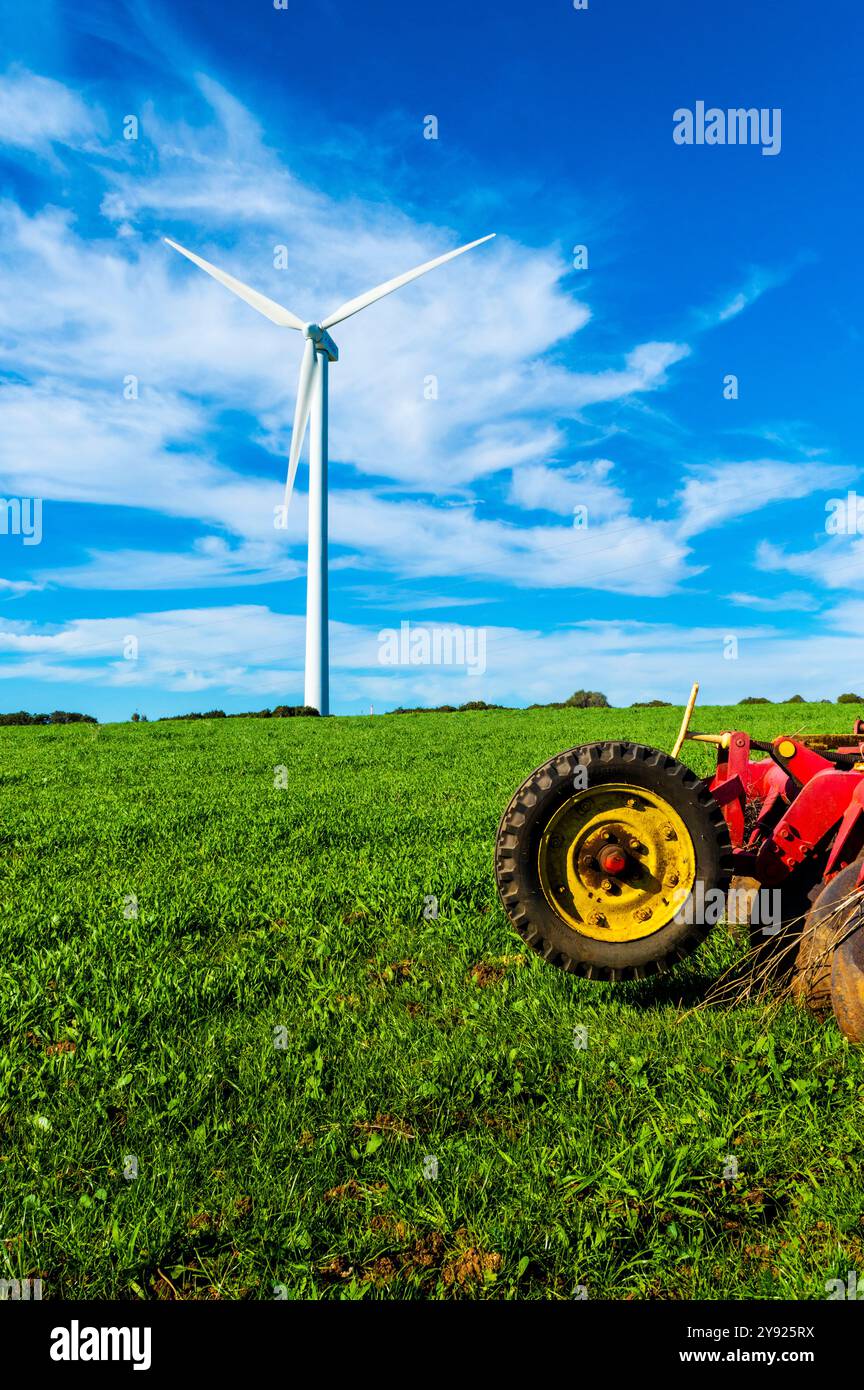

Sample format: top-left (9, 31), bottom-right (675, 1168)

top-left (494, 685), bottom-right (864, 1042)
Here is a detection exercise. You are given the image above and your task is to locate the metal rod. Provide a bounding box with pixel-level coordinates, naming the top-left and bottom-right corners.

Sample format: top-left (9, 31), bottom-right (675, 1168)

top-left (671, 681), bottom-right (699, 759)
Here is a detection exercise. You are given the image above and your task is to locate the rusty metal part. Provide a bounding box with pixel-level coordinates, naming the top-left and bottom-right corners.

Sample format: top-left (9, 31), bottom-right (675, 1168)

top-left (792, 860), bottom-right (864, 1030)
top-left (790, 918), bottom-right (837, 1018)
top-left (831, 915), bottom-right (864, 1043)
top-left (726, 874), bottom-right (760, 933)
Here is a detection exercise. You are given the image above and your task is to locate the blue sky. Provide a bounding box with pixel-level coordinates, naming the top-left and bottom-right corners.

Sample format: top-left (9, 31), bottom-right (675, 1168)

top-left (0, 0), bottom-right (862, 719)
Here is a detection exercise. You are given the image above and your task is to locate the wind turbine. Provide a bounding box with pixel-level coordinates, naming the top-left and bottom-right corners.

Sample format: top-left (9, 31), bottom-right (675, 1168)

top-left (164, 230), bottom-right (496, 715)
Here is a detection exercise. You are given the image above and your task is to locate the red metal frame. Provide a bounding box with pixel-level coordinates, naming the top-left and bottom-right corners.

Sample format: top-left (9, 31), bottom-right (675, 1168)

top-left (708, 727), bottom-right (864, 889)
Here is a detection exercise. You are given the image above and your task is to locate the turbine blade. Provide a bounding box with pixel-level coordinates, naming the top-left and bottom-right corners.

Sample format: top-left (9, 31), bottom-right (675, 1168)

top-left (164, 237), bottom-right (305, 330)
top-left (319, 233), bottom-right (496, 330)
top-left (283, 338), bottom-right (317, 513)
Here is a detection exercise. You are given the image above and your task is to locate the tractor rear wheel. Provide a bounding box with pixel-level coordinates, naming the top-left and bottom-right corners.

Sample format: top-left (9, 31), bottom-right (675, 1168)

top-left (494, 741), bottom-right (733, 979)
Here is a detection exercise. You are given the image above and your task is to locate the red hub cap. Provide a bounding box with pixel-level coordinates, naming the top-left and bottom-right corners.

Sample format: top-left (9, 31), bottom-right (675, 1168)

top-left (598, 845), bottom-right (628, 876)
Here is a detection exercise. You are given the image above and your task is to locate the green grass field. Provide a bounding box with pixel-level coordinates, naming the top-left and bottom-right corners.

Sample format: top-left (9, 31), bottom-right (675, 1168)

top-left (2, 703), bottom-right (863, 1300)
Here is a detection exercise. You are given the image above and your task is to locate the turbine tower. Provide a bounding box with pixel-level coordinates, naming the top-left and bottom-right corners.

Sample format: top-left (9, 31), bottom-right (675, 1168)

top-left (164, 231), bottom-right (496, 714)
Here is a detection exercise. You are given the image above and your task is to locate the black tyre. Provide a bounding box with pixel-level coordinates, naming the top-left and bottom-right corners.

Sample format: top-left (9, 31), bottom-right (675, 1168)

top-left (494, 741), bottom-right (733, 979)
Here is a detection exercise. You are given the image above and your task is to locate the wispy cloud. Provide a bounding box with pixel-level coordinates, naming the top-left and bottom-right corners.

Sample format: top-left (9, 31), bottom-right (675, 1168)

top-left (694, 257), bottom-right (814, 330)
top-left (508, 457), bottom-right (630, 519)
top-left (757, 535), bottom-right (864, 592)
top-left (0, 66), bottom-right (104, 158)
top-left (674, 460), bottom-right (854, 540)
top-left (0, 577), bottom-right (42, 595)
top-left (726, 589), bottom-right (820, 613)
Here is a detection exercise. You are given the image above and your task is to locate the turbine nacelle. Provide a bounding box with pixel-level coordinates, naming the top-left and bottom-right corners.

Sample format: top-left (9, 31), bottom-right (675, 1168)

top-left (303, 323), bottom-right (339, 362)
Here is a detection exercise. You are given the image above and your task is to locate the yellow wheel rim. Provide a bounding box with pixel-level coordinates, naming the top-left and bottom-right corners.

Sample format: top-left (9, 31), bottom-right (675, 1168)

top-left (537, 782), bottom-right (696, 943)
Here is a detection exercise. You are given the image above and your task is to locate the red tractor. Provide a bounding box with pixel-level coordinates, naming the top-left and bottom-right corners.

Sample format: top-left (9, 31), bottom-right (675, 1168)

top-left (494, 686), bottom-right (864, 1042)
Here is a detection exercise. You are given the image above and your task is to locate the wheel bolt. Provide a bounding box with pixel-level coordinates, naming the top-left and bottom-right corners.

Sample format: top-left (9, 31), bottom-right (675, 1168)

top-left (588, 911), bottom-right (606, 926)
top-left (634, 907), bottom-right (652, 922)
top-left (601, 878), bottom-right (613, 891)
top-left (664, 828), bottom-right (676, 841)
top-left (668, 872), bottom-right (679, 886)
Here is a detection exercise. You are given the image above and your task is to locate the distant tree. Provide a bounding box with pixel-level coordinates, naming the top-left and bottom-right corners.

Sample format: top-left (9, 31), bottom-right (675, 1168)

top-left (131, 712), bottom-right (140, 722)
top-left (739, 696), bottom-right (772, 705)
top-left (0, 711), bottom-right (34, 726)
top-left (786, 694), bottom-right (806, 703)
top-left (565, 690), bottom-right (610, 709)
top-left (632, 699), bottom-right (672, 708)
top-left (0, 710), bottom-right (96, 726)
top-left (837, 692), bottom-right (863, 704)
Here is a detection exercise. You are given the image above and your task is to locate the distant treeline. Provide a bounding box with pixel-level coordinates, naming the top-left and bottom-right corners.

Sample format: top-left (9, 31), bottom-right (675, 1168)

top-left (388, 690), bottom-right (863, 715)
top-left (390, 692), bottom-right (610, 715)
top-left (631, 695), bottom-right (861, 707)
top-left (699, 695), bottom-right (860, 706)
top-left (2, 693), bottom-right (860, 728)
top-left (0, 710), bottom-right (97, 726)
top-left (390, 699), bottom-right (507, 715)
top-left (158, 706), bottom-right (320, 722)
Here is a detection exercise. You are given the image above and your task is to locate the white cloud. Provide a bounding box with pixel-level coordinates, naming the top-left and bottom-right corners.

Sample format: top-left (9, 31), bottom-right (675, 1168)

top-left (0, 67), bottom-right (103, 157)
top-left (757, 535), bottom-right (864, 592)
top-left (40, 540), bottom-right (302, 592)
top-left (675, 460), bottom-right (854, 540)
top-left (2, 602), bottom-right (863, 709)
top-left (324, 492), bottom-right (695, 596)
top-left (726, 589), bottom-right (820, 613)
top-left (0, 605), bottom-right (304, 694)
top-left (695, 260), bottom-right (810, 329)
top-left (508, 457), bottom-right (630, 519)
top-left (0, 577), bottom-right (41, 595)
